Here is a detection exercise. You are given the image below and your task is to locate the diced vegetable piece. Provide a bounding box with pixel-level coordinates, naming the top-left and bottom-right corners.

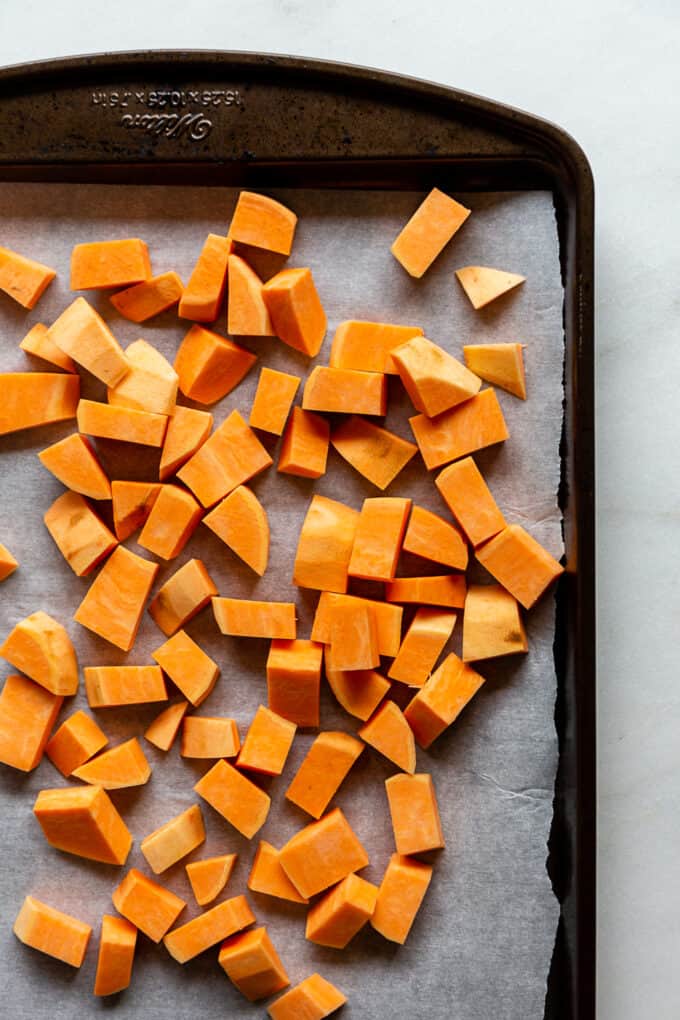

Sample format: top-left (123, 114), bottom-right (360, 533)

top-left (39, 434), bottom-right (111, 500)
top-left (410, 387), bottom-right (509, 470)
top-left (268, 974), bottom-right (346, 1020)
top-left (463, 584), bottom-right (527, 661)
top-left (152, 629), bottom-right (219, 706)
top-left (391, 188), bottom-right (470, 278)
top-left (74, 546), bottom-right (159, 651)
top-left (112, 869), bottom-right (185, 942)
top-left (0, 542), bottom-right (18, 581)
top-left (227, 254), bottom-right (275, 335)
top-left (348, 496), bottom-right (411, 582)
top-left (34, 785), bottom-right (132, 865)
top-left (392, 335), bottom-right (481, 416)
top-left (159, 406), bottom-right (213, 481)
top-left (475, 523), bottom-right (564, 609)
top-left (303, 365), bottom-right (387, 416)
top-left (203, 485), bottom-right (269, 576)
top-left (107, 338), bottom-right (178, 415)
top-left (0, 372), bottom-right (79, 436)
top-left (402, 503), bottom-right (468, 570)
top-left (0, 674), bottom-right (63, 771)
top-left (371, 854), bottom-right (432, 944)
top-left (262, 268), bottom-right (326, 357)
top-left (388, 608), bottom-right (456, 687)
top-left (219, 926), bottom-right (290, 1001)
top-left (174, 324), bottom-right (256, 405)
top-left (194, 759), bottom-right (271, 838)
top-left (138, 484), bottom-right (202, 560)
top-left (249, 366), bottom-right (300, 434)
top-left (1, 610), bottom-right (78, 695)
top-left (455, 265), bottom-right (525, 309)
top-left (293, 494), bottom-right (359, 594)
top-left (84, 665), bottom-right (167, 708)
top-left (180, 716), bottom-right (240, 759)
top-left (177, 409), bottom-right (272, 508)
top-left (178, 233), bottom-right (231, 322)
top-left (111, 480), bottom-right (162, 541)
top-left (14, 896), bottom-right (91, 967)
top-left (312, 592), bottom-right (403, 658)
top-left (306, 873), bottom-right (378, 949)
top-left (46, 710), bottom-right (108, 777)
top-left (247, 841), bottom-right (308, 904)
top-left (144, 701), bottom-right (188, 751)
top-left (324, 657), bottom-right (391, 722)
top-left (285, 731), bottom-right (364, 819)
top-left (385, 773), bottom-right (445, 854)
top-left (237, 706), bottom-right (296, 776)
top-left (385, 574), bottom-right (466, 608)
top-left (77, 399), bottom-right (168, 447)
top-left (463, 342), bottom-right (526, 399)
top-left (148, 558), bottom-right (217, 636)
top-left (403, 652), bottom-right (485, 748)
top-left (279, 808), bottom-right (369, 898)
top-left (164, 894), bottom-right (255, 964)
top-left (213, 597), bottom-right (297, 640)
top-left (331, 415), bottom-right (417, 490)
top-left (329, 320), bottom-right (423, 374)
top-left (325, 598), bottom-right (379, 672)
top-left (229, 192), bottom-right (297, 255)
top-left (94, 915), bottom-right (137, 996)
top-left (278, 406), bottom-right (330, 478)
top-left (0, 246), bottom-right (56, 307)
top-left (44, 491), bottom-right (118, 576)
top-left (20, 322), bottom-right (76, 372)
top-left (72, 737), bottom-right (151, 789)
top-left (266, 639), bottom-right (323, 728)
top-left (435, 456), bottom-right (506, 547)
top-left (47, 297), bottom-right (129, 386)
top-left (186, 854), bottom-right (237, 906)
top-left (71, 238), bottom-right (151, 290)
top-left (358, 700), bottom-right (416, 773)
top-left (140, 804), bottom-right (206, 874)
top-left (110, 270), bottom-right (184, 322)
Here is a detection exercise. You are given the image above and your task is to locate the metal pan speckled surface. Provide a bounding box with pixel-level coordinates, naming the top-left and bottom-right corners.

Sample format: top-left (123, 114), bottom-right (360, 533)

top-left (0, 51), bottom-right (594, 1020)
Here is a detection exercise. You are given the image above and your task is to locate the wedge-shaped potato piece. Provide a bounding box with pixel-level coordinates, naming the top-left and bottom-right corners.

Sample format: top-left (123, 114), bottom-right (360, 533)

top-left (0, 542), bottom-right (18, 582)
top-left (219, 926), bottom-right (290, 1001)
top-left (371, 853), bottom-right (432, 944)
top-left (348, 496), bottom-right (411, 582)
top-left (152, 629), bottom-right (219, 706)
top-left (181, 716), bottom-right (240, 759)
top-left (107, 338), bottom-right (178, 415)
top-left (140, 804), bottom-right (205, 874)
top-left (144, 700), bottom-right (188, 751)
top-left (34, 785), bottom-right (132, 865)
top-left (303, 366), bottom-right (386, 416)
top-left (20, 322), bottom-right (76, 372)
top-left (1, 610), bottom-right (78, 695)
top-left (266, 639), bottom-right (323, 728)
top-left (331, 416), bottom-right (417, 490)
top-left (247, 840), bottom-right (308, 904)
top-left (463, 584), bottom-right (528, 661)
top-left (203, 485), bottom-right (269, 576)
top-left (72, 737), bottom-right (151, 789)
top-left (138, 484), bottom-right (202, 560)
top-left (250, 366), bottom-right (300, 434)
top-left (294, 494), bottom-right (359, 594)
top-left (388, 608), bottom-right (456, 687)
top-left (174, 324), bottom-right (256, 404)
top-left (391, 188), bottom-right (470, 278)
top-left (358, 700), bottom-right (416, 774)
top-left (263, 268), bottom-right (326, 357)
top-left (47, 297), bottom-right (129, 386)
top-left (385, 574), bottom-right (466, 609)
top-left (70, 238), bottom-right (151, 290)
top-left (164, 895), bottom-right (255, 964)
top-left (0, 372), bottom-right (79, 436)
top-left (74, 546), bottom-right (159, 651)
top-left (194, 758), bottom-right (271, 838)
top-left (85, 665), bottom-right (167, 707)
top-left (475, 523), bottom-right (564, 609)
top-left (306, 873), bottom-right (378, 949)
top-left (159, 406), bottom-right (213, 481)
top-left (213, 598), bottom-right (297, 640)
top-left (324, 658), bottom-right (391, 722)
top-left (112, 869), bottom-right (185, 942)
top-left (285, 731), bottom-right (364, 819)
top-left (148, 558), bottom-right (217, 636)
top-left (435, 456), bottom-right (506, 547)
top-left (44, 491), bottom-right (118, 576)
top-left (463, 342), bottom-right (526, 399)
top-left (392, 335), bottom-right (481, 416)
top-left (228, 254), bottom-right (275, 335)
top-left (402, 504), bottom-right (468, 570)
top-left (267, 974), bottom-right (346, 1020)
top-left (14, 896), bottom-right (91, 968)
top-left (0, 246), bottom-right (56, 307)
top-left (237, 705), bottom-right (296, 776)
top-left (0, 674), bottom-right (63, 772)
top-left (410, 387), bottom-right (509, 470)
top-left (39, 434), bottom-right (111, 500)
top-left (94, 915), bottom-right (137, 996)
top-left (177, 409), bottom-right (272, 508)
top-left (77, 399), bottom-right (168, 447)
top-left (455, 265), bottom-right (525, 309)
top-left (112, 480), bottom-right (162, 541)
top-left (329, 320), bottom-right (423, 374)
top-left (404, 652), bottom-right (485, 748)
top-left (178, 233), bottom-right (231, 322)
top-left (278, 406), bottom-right (330, 478)
top-left (187, 853), bottom-right (237, 906)
top-left (278, 808), bottom-right (369, 899)
top-left (110, 270), bottom-right (184, 322)
top-left (385, 772), bottom-right (445, 855)
top-left (229, 191), bottom-right (297, 255)
top-left (312, 592), bottom-right (403, 657)
top-left (46, 709), bottom-right (108, 777)
top-left (325, 598), bottom-right (379, 673)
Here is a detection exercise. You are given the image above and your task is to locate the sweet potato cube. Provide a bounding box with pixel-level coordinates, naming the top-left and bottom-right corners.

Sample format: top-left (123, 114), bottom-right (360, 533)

top-left (391, 188), bottom-right (470, 278)
top-left (14, 896), bottom-right (91, 967)
top-left (229, 191), bottom-right (297, 255)
top-left (0, 372), bottom-right (79, 436)
top-left (1, 610), bottom-right (78, 696)
top-left (435, 456), bottom-right (506, 547)
top-left (371, 853), bottom-right (432, 944)
top-left (194, 759), bottom-right (270, 838)
top-left (177, 409), bottom-right (272, 508)
top-left (285, 731), bottom-right (364, 819)
top-left (44, 491), bottom-right (118, 577)
top-left (71, 737), bottom-right (151, 789)
top-left (348, 496), bottom-right (411, 582)
top-left (84, 665), bottom-right (167, 708)
top-left (74, 546), bottom-right (159, 651)
top-left (140, 804), bottom-right (206, 874)
top-left (249, 366), bottom-right (300, 434)
top-left (306, 873), bottom-right (378, 949)
top-left (180, 716), bottom-right (240, 759)
top-left (144, 701), bottom-right (188, 751)
top-left (404, 652), bottom-right (485, 748)
top-left (138, 484), bottom-right (202, 560)
top-left (388, 608), bottom-right (456, 687)
top-left (385, 574), bottom-right (466, 609)
top-left (34, 785), bottom-right (132, 865)
top-left (186, 854), bottom-right (237, 906)
top-left (110, 270), bottom-right (184, 322)
top-left (213, 598), bottom-right (297, 640)
top-left (267, 974), bottom-right (346, 1020)
top-left (324, 658), bottom-right (391, 722)
top-left (178, 233), bottom-right (231, 322)
top-left (203, 485), bottom-right (269, 576)
top-left (385, 773), bottom-right (445, 855)
top-left (227, 254), bottom-right (275, 335)
top-left (266, 639), bottom-right (323, 728)
top-left (463, 342), bottom-right (527, 399)
top-left (47, 297), bottom-right (129, 386)
top-left (278, 406), bottom-right (330, 478)
top-left (329, 320), bottom-right (423, 374)
top-left (410, 387), bottom-right (509, 470)
top-left (463, 584), bottom-right (528, 661)
top-left (159, 406), bottom-right (213, 481)
top-left (475, 523), bottom-right (564, 609)
top-left (247, 841), bottom-right (308, 904)
top-left (358, 700), bottom-right (416, 773)
top-left (0, 246), bottom-right (56, 308)
top-left (148, 558), bottom-right (217, 636)
top-left (107, 338), bottom-right (178, 415)
top-left (94, 915), bottom-right (137, 996)
top-left (237, 706), bottom-right (296, 776)
top-left (71, 238), bottom-right (151, 290)
top-left (312, 592), bottom-right (403, 658)
top-left (455, 265), bottom-right (525, 309)
top-left (0, 542), bottom-right (18, 581)
top-left (20, 322), bottom-right (76, 372)
top-left (402, 504), bottom-right (468, 570)
top-left (152, 629), bottom-right (219, 707)
top-left (164, 894), bottom-right (255, 964)
top-left (325, 598), bottom-right (379, 672)
top-left (331, 415), bottom-right (417, 490)
top-left (262, 267), bottom-right (326, 357)
top-left (112, 869), bottom-right (185, 942)
top-left (174, 324), bottom-right (256, 404)
top-left (303, 365), bottom-right (386, 416)
top-left (46, 710), bottom-right (108, 777)
top-left (293, 494), bottom-right (359, 594)
top-left (0, 674), bottom-right (63, 772)
top-left (219, 926), bottom-right (290, 1001)
top-left (39, 434), bottom-right (111, 500)
top-left (279, 808), bottom-right (369, 898)
top-left (111, 480), bottom-right (162, 541)
top-left (77, 399), bottom-right (168, 447)
top-left (392, 335), bottom-right (481, 416)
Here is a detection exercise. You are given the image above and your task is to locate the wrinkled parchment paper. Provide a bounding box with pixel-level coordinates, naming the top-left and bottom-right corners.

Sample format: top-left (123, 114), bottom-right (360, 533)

top-left (0, 185), bottom-right (564, 1019)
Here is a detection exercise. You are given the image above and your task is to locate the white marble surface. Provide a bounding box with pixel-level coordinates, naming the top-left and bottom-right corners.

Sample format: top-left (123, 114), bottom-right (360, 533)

top-left (0, 1), bottom-right (677, 1017)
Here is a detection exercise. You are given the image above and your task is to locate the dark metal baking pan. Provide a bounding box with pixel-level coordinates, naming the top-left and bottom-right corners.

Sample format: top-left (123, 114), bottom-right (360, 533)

top-left (0, 51), bottom-right (595, 1020)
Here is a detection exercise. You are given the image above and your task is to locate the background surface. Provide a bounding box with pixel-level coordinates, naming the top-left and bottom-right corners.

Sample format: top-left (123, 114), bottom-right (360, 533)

top-left (0, 2), bottom-right (678, 1017)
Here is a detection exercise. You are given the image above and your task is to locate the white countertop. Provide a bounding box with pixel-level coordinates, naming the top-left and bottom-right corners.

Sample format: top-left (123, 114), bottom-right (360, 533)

top-left (0, 1), bottom-right (677, 1016)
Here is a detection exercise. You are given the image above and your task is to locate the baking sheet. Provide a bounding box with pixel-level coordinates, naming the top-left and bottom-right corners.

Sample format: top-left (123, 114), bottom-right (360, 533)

top-left (0, 184), bottom-right (564, 1019)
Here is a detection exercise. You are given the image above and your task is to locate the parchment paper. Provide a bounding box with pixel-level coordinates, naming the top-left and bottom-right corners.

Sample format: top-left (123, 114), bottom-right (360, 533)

top-left (0, 184), bottom-right (564, 1019)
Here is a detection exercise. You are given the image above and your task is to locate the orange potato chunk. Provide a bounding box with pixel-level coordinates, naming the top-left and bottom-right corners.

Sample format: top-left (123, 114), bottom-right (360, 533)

top-left (148, 557), bottom-right (217, 636)
top-left (463, 342), bottom-right (527, 399)
top-left (385, 574), bottom-right (466, 609)
top-left (279, 808), bottom-right (369, 898)
top-left (331, 415), bottom-right (417, 490)
top-left (213, 597), bottom-right (297, 640)
top-left (325, 597), bottom-right (379, 673)
top-left (74, 546), bottom-right (159, 651)
top-left (71, 737), bottom-right (151, 789)
top-left (262, 267), bottom-right (326, 357)
top-left (303, 366), bottom-right (387, 416)
top-left (47, 297), bottom-right (129, 386)
top-left (0, 372), bottom-right (79, 436)
top-left (70, 238), bottom-right (151, 290)
top-left (110, 270), bottom-right (184, 322)
top-left (152, 629), bottom-right (219, 706)
top-left (186, 853), bottom-right (237, 906)
top-left (285, 731), bottom-right (364, 819)
top-left (391, 188), bottom-right (470, 277)
top-left (84, 665), bottom-right (167, 708)
top-left (293, 494), bottom-right (359, 594)
top-left (14, 896), bottom-right (91, 967)
top-left (44, 491), bottom-right (118, 576)
top-left (388, 608), bottom-right (456, 687)
top-left (358, 700), bottom-right (416, 773)
top-left (94, 915), bottom-right (137, 996)
top-left (112, 869), bottom-right (185, 942)
top-left (324, 658), bottom-right (391, 722)
top-left (140, 804), bottom-right (206, 874)
top-left (34, 785), bottom-right (132, 865)
top-left (111, 480), bottom-right (162, 541)
top-left (455, 265), bottom-right (525, 309)
top-left (227, 254), bottom-right (275, 335)
top-left (402, 503), bottom-right (468, 570)
top-left (39, 433), bottom-right (111, 500)
top-left (348, 496), bottom-right (411, 582)
top-left (266, 639), bottom-right (323, 728)
top-left (435, 455), bottom-right (506, 547)
top-left (312, 592), bottom-right (403, 658)
top-left (174, 324), bottom-right (256, 404)
top-left (371, 853), bottom-right (432, 943)
top-left (0, 674), bottom-right (63, 772)
top-left (0, 246), bottom-right (56, 307)
top-left (237, 705), bottom-right (297, 776)
top-left (0, 609), bottom-right (78, 695)
top-left (144, 701), bottom-right (188, 752)
top-left (392, 335), bottom-right (481, 416)
top-left (164, 894), bottom-right (255, 964)
top-left (249, 366), bottom-right (300, 434)
top-left (138, 484), bottom-right (203, 560)
top-left (404, 652), bottom-right (485, 749)
top-left (463, 584), bottom-right (528, 661)
top-left (159, 405), bottom-right (213, 481)
top-left (20, 322), bottom-right (76, 372)
top-left (219, 926), bottom-right (290, 1001)
top-left (247, 840), bottom-right (308, 904)
top-left (177, 409), bottom-right (272, 508)
top-left (329, 320), bottom-right (423, 374)
top-left (385, 772), bottom-right (445, 855)
top-left (46, 709), bottom-right (108, 777)
top-left (267, 974), bottom-right (346, 1020)
top-left (203, 484), bottom-right (269, 576)
top-left (410, 387), bottom-right (509, 470)
top-left (194, 758), bottom-right (271, 838)
top-left (278, 406), bottom-right (330, 478)
top-left (77, 399), bottom-right (168, 447)
top-left (229, 191), bottom-right (297, 255)
top-left (107, 338), bottom-right (178, 416)
top-left (180, 716), bottom-right (240, 759)
top-left (306, 873), bottom-right (378, 949)
top-left (178, 233), bottom-right (231, 322)
top-left (0, 542), bottom-right (18, 582)
top-left (475, 523), bottom-right (564, 609)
